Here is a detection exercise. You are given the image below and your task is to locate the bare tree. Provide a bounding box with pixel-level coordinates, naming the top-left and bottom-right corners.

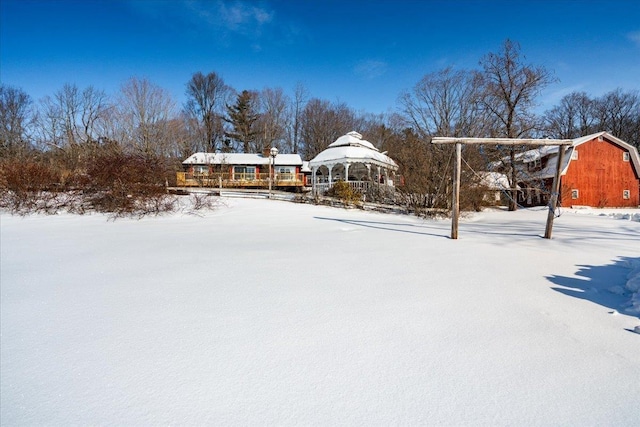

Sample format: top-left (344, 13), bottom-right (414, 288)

top-left (32, 83), bottom-right (110, 173)
top-left (184, 71), bottom-right (231, 153)
top-left (359, 113), bottom-right (394, 150)
top-left (543, 91), bottom-right (596, 139)
top-left (284, 82), bottom-right (308, 154)
top-left (299, 98), bottom-right (359, 160)
top-left (165, 115), bottom-right (192, 159)
top-left (0, 84), bottom-right (34, 155)
top-left (254, 87), bottom-right (289, 152)
top-left (399, 67), bottom-right (487, 138)
top-left (79, 86), bottom-right (110, 145)
top-left (34, 96), bottom-right (64, 151)
top-left (36, 84), bottom-right (109, 147)
top-left (594, 89), bottom-right (640, 146)
top-left (117, 77), bottom-right (176, 157)
top-left (58, 84), bottom-right (81, 147)
top-left (478, 40), bottom-right (556, 210)
top-left (544, 89), bottom-right (640, 147)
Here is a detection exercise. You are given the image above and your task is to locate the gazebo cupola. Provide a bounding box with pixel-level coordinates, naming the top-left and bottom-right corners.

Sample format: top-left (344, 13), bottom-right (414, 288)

top-left (308, 131), bottom-right (399, 195)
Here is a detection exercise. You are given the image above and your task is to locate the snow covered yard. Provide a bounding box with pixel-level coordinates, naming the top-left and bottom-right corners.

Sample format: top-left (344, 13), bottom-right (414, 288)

top-left (1, 198), bottom-right (639, 426)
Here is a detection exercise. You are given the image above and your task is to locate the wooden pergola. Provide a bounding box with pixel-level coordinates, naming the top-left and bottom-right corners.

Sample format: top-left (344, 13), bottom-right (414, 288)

top-left (431, 137), bottom-right (574, 240)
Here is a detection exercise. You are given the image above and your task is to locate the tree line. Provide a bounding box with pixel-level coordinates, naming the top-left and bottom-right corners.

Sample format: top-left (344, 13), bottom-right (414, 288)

top-left (1, 39), bottom-right (638, 215)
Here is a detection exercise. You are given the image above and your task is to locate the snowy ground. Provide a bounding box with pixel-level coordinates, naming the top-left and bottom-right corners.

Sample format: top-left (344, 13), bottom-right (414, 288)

top-left (1, 197), bottom-right (639, 426)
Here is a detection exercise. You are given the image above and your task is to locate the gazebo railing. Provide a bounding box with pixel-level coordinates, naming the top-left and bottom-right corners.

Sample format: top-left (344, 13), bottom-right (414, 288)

top-left (314, 180), bottom-right (395, 195)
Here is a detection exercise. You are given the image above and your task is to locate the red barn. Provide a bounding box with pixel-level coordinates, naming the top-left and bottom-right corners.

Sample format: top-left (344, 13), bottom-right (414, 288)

top-left (517, 132), bottom-right (640, 208)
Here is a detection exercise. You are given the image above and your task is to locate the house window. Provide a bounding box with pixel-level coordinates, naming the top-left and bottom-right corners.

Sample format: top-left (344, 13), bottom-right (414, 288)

top-left (527, 158), bottom-right (541, 171)
top-left (571, 189), bottom-right (579, 200)
top-left (571, 149), bottom-right (578, 160)
top-left (233, 166), bottom-right (256, 180)
top-left (623, 152), bottom-right (630, 162)
top-left (276, 166), bottom-right (295, 181)
top-left (623, 190), bottom-right (630, 200)
top-left (193, 165), bottom-right (209, 175)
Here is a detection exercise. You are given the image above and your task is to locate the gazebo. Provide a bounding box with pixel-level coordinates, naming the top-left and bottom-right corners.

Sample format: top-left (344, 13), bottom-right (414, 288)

top-left (309, 131), bottom-right (399, 195)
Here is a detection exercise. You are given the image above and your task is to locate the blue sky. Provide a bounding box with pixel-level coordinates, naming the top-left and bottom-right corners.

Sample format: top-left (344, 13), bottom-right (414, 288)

top-left (1, 0), bottom-right (639, 115)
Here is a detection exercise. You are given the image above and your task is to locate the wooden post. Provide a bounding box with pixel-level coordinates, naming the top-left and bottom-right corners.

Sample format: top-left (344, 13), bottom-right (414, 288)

top-left (451, 142), bottom-right (462, 239)
top-left (431, 137), bottom-right (572, 240)
top-left (544, 145), bottom-right (567, 239)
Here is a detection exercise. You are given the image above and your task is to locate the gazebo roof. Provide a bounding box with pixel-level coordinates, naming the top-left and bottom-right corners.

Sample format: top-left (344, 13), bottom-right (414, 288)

top-left (327, 131), bottom-right (378, 150)
top-left (309, 131), bottom-right (398, 170)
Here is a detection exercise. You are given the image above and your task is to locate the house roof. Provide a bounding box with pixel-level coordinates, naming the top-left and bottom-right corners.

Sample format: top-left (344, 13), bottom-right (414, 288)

top-left (478, 172), bottom-right (513, 190)
top-left (183, 152), bottom-right (303, 166)
top-left (309, 131), bottom-right (399, 170)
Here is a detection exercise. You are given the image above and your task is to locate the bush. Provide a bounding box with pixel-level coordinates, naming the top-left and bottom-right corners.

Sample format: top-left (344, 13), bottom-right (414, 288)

top-left (325, 180), bottom-right (362, 206)
top-left (84, 151), bottom-right (175, 217)
top-left (0, 156), bottom-right (68, 214)
top-left (0, 149), bottom-right (182, 217)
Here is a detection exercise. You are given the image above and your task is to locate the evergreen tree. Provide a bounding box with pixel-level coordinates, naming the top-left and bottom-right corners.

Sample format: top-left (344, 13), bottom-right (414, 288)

top-left (224, 90), bottom-right (259, 152)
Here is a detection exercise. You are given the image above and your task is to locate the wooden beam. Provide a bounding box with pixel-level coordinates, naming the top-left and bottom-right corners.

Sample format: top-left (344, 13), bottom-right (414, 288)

top-left (431, 137), bottom-right (574, 240)
top-left (432, 137), bottom-right (573, 146)
top-left (544, 145), bottom-right (567, 239)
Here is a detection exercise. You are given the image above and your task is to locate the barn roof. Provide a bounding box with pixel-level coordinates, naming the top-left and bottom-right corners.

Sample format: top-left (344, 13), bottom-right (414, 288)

top-left (572, 132), bottom-right (640, 175)
top-left (515, 131), bottom-right (640, 179)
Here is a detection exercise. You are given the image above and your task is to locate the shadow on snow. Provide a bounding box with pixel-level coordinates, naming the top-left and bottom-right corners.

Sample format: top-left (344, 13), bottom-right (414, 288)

top-left (313, 215), bottom-right (551, 240)
top-left (546, 257), bottom-right (639, 320)
top-left (313, 216), bottom-right (450, 238)
top-left (313, 213), bottom-right (640, 244)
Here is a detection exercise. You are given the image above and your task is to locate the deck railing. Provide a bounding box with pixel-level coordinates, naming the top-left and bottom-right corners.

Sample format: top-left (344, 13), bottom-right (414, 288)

top-left (177, 172), bottom-right (306, 188)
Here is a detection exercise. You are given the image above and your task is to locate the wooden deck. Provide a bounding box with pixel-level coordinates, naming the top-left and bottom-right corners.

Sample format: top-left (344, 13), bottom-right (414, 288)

top-left (176, 172), bottom-right (306, 188)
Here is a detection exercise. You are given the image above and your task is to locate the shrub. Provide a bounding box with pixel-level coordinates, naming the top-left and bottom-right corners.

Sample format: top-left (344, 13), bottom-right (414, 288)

top-left (0, 156), bottom-right (68, 214)
top-left (0, 149), bottom-right (181, 217)
top-left (325, 180), bottom-right (362, 206)
top-left (84, 151), bottom-right (175, 217)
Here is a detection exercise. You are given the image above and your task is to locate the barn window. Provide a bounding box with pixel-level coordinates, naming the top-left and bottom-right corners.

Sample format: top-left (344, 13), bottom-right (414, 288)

top-left (571, 149), bottom-right (578, 160)
top-left (571, 189), bottom-right (579, 199)
top-left (623, 152), bottom-right (630, 162)
top-left (623, 190), bottom-right (630, 200)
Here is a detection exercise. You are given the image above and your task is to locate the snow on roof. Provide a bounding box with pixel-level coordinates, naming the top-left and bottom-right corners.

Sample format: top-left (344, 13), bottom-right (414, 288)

top-left (327, 131), bottom-right (378, 151)
top-left (183, 152), bottom-right (303, 166)
top-left (477, 172), bottom-right (512, 190)
top-left (309, 131), bottom-right (398, 170)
